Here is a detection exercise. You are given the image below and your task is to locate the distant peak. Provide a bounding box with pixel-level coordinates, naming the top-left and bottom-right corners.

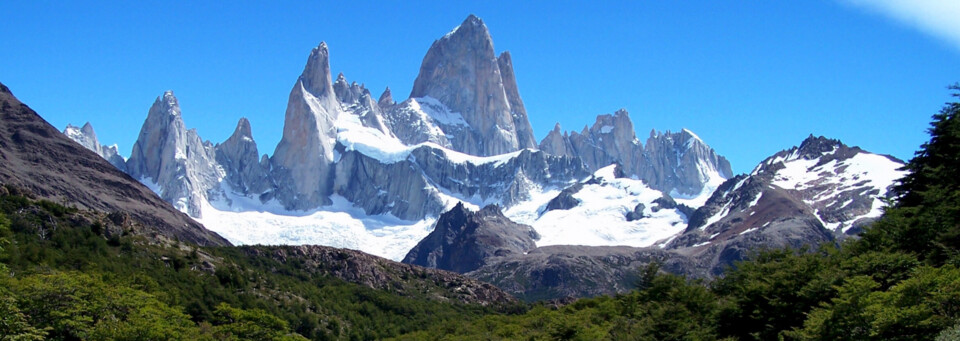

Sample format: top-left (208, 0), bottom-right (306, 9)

top-left (680, 128), bottom-right (702, 142)
top-left (795, 134), bottom-right (844, 159)
top-left (378, 87), bottom-right (394, 107)
top-left (80, 121), bottom-right (97, 137)
top-left (233, 117), bottom-right (252, 138)
top-left (154, 91), bottom-right (180, 115)
top-left (299, 41), bottom-right (335, 98)
top-left (498, 50), bottom-right (512, 62)
top-left (464, 14), bottom-right (481, 24)
top-left (442, 14), bottom-right (491, 42)
top-left (552, 122), bottom-right (563, 133)
top-left (336, 72), bottom-right (347, 83)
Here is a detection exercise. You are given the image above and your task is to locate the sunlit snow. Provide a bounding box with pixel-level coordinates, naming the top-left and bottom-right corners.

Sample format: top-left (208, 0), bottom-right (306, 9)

top-left (512, 165), bottom-right (688, 248)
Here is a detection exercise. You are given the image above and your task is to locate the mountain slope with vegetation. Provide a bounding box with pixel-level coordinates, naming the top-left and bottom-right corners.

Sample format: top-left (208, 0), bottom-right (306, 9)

top-left (0, 189), bottom-right (518, 340)
top-left (0, 82), bottom-right (519, 340)
top-left (392, 86), bottom-right (960, 340)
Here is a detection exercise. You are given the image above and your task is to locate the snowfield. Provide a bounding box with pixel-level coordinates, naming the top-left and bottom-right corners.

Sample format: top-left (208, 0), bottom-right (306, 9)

top-left (511, 165), bottom-right (689, 248)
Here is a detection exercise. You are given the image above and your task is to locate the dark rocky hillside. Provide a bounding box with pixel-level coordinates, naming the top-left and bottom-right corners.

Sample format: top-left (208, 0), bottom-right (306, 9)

top-left (0, 82), bottom-right (228, 246)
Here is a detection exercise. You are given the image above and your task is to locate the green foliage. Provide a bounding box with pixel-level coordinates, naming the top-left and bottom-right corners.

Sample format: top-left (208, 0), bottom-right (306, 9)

top-left (0, 192), bottom-right (495, 340)
top-left (790, 266), bottom-right (960, 341)
top-left (712, 247), bottom-right (843, 340)
top-left (0, 290), bottom-right (47, 341)
top-left (10, 272), bottom-right (201, 340)
top-left (858, 84), bottom-right (960, 265)
top-left (938, 321), bottom-right (960, 341)
top-left (394, 270), bottom-right (724, 340)
top-left (211, 303), bottom-right (308, 341)
top-left (5, 85), bottom-right (960, 340)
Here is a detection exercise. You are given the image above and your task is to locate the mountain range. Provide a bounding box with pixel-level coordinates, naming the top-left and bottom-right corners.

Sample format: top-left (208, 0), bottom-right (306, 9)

top-left (61, 15), bottom-right (906, 299)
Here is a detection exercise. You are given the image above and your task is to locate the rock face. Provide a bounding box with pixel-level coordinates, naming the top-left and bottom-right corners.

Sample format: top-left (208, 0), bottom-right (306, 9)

top-left (407, 14), bottom-right (536, 156)
top-left (641, 129), bottom-right (733, 197)
top-left (214, 118), bottom-right (272, 196)
top-left (63, 122), bottom-right (127, 172)
top-left (403, 203), bottom-right (539, 273)
top-left (270, 42), bottom-right (341, 210)
top-left (126, 91), bottom-right (224, 218)
top-left (333, 145), bottom-right (590, 221)
top-left (667, 135), bottom-right (906, 276)
top-left (466, 135), bottom-right (906, 300)
top-left (539, 110), bottom-right (732, 199)
top-left (467, 245), bottom-right (698, 301)
top-left (243, 244), bottom-right (517, 306)
top-left (334, 73), bottom-right (392, 136)
top-left (0, 82), bottom-right (228, 246)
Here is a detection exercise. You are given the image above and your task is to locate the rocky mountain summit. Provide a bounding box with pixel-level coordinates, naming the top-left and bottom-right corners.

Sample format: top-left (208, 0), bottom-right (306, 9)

top-left (63, 122), bottom-right (127, 172)
top-left (408, 14), bottom-right (537, 156)
top-left (126, 91), bottom-right (225, 218)
top-left (65, 15), bottom-right (734, 263)
top-left (540, 110), bottom-right (732, 201)
top-left (402, 135), bottom-right (906, 300)
top-left (403, 203), bottom-right (539, 273)
top-left (667, 135), bottom-right (906, 276)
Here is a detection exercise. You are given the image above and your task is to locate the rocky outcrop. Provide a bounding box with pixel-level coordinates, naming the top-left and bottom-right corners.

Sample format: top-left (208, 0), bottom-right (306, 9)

top-left (243, 244), bottom-right (517, 306)
top-left (63, 122), bottom-right (127, 172)
top-left (0, 82), bottom-right (228, 246)
top-left (497, 51), bottom-right (537, 150)
top-left (539, 109), bottom-right (732, 199)
top-left (641, 129), bottom-right (733, 196)
top-left (377, 87), bottom-right (395, 109)
top-left (334, 73), bottom-right (392, 135)
top-left (381, 97), bottom-right (454, 148)
top-left (333, 144), bottom-right (590, 221)
top-left (543, 183), bottom-right (584, 212)
top-left (270, 42), bottom-right (340, 210)
top-left (126, 91), bottom-right (223, 218)
top-left (214, 118), bottom-right (272, 195)
top-left (403, 203), bottom-right (539, 273)
top-left (407, 14), bottom-right (536, 156)
top-left (467, 245), bottom-right (698, 301)
top-left (667, 135), bottom-right (907, 276)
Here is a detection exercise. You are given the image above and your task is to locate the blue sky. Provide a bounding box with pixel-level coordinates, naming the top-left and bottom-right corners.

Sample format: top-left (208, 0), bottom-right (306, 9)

top-left (1, 1), bottom-right (958, 174)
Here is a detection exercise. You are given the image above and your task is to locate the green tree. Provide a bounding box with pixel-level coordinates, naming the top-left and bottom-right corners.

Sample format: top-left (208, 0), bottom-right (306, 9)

top-left (712, 248), bottom-right (842, 340)
top-left (211, 303), bottom-right (308, 341)
top-left (859, 84), bottom-right (960, 264)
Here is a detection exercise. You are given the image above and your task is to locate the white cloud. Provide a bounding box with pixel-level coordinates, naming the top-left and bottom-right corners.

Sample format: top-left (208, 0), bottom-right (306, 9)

top-left (842, 0), bottom-right (960, 51)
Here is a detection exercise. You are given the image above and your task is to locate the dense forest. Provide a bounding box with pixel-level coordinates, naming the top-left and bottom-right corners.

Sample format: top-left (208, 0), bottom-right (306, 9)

top-left (2, 86), bottom-right (960, 340)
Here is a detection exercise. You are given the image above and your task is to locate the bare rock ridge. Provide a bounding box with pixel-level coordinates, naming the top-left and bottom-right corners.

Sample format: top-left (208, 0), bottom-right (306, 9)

top-left (270, 42), bottom-right (341, 210)
top-left (0, 82), bottom-right (228, 246)
top-left (471, 135), bottom-right (901, 300)
top-left (332, 146), bottom-right (590, 220)
top-left (539, 109), bottom-right (733, 197)
top-left (214, 118), bottom-right (271, 196)
top-left (63, 122), bottom-right (127, 172)
top-left (126, 91), bottom-right (223, 218)
top-left (408, 14), bottom-right (537, 156)
top-left (244, 245), bottom-right (516, 306)
top-left (403, 203), bottom-right (539, 273)
top-left (666, 135), bottom-right (906, 276)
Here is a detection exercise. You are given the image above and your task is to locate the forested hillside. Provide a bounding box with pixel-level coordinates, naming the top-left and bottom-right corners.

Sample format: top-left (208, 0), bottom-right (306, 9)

top-left (0, 188), bottom-right (518, 340)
